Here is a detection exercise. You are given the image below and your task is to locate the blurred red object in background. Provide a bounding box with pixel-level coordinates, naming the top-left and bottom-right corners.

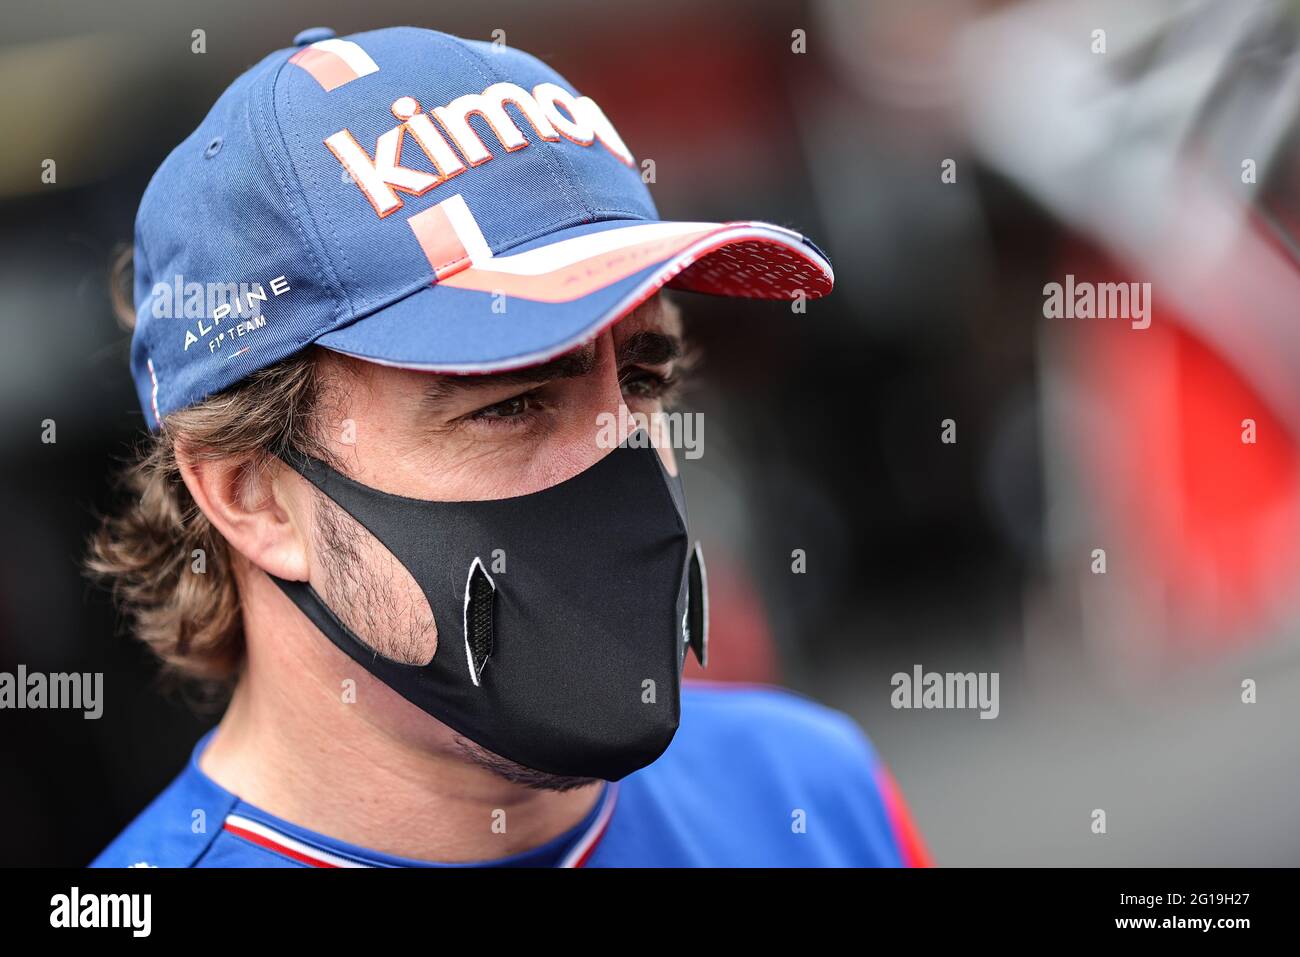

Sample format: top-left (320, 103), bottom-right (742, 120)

top-left (1066, 244), bottom-right (1300, 649)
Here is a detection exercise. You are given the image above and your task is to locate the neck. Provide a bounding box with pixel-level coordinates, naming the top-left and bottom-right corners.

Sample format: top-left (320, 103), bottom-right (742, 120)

top-left (198, 570), bottom-right (603, 863)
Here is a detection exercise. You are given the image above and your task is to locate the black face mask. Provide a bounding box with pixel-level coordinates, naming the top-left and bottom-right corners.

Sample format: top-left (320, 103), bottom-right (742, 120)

top-left (270, 433), bottom-right (708, 782)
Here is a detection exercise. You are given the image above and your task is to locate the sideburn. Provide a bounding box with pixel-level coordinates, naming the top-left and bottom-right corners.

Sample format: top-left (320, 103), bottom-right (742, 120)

top-left (311, 488), bottom-right (437, 666)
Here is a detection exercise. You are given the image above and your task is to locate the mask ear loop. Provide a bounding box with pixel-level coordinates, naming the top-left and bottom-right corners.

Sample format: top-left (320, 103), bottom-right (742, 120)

top-left (463, 556), bottom-right (496, 687)
top-left (686, 542), bottom-right (708, 668)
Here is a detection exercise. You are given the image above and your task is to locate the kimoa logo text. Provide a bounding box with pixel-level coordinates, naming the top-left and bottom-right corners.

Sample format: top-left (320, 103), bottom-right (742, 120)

top-left (327, 82), bottom-right (633, 218)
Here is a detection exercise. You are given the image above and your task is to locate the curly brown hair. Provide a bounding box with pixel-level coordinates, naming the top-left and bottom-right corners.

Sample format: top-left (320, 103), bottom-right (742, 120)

top-left (86, 249), bottom-right (340, 696)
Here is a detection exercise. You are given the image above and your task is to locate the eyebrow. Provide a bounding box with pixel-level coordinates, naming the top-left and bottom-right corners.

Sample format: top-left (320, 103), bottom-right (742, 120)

top-left (419, 331), bottom-right (683, 407)
top-left (617, 331), bottom-right (681, 368)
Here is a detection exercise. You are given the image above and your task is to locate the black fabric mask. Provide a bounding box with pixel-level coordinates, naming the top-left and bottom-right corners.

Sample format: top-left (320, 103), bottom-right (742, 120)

top-left (270, 433), bottom-right (708, 782)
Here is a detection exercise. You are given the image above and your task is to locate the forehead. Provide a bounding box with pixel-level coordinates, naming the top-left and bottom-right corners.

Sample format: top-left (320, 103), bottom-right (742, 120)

top-left (610, 293), bottom-right (682, 340)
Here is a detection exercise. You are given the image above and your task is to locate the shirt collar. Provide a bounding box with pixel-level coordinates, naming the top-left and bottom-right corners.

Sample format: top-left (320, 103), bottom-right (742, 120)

top-left (188, 728), bottom-right (618, 868)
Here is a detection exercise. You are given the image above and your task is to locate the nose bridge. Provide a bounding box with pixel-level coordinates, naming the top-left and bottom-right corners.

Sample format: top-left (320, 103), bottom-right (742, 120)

top-left (591, 328), bottom-right (629, 417)
top-left (589, 326), bottom-right (681, 475)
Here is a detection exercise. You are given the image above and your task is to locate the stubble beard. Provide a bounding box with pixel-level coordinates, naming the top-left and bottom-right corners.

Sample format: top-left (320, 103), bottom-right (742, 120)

top-left (313, 491), bottom-right (601, 793)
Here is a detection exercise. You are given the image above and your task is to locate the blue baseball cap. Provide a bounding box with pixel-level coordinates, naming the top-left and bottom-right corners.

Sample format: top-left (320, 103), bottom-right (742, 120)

top-left (130, 25), bottom-right (834, 427)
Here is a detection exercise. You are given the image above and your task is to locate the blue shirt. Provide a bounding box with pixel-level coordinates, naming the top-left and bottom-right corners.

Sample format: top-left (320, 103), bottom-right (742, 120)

top-left (90, 681), bottom-right (929, 867)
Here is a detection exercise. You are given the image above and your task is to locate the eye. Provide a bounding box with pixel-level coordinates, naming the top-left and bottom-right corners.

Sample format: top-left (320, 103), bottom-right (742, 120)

top-left (468, 392), bottom-right (539, 423)
top-left (621, 369), bottom-right (676, 401)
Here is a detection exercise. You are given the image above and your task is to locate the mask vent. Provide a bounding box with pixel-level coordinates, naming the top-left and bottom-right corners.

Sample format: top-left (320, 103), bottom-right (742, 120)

top-left (687, 542), bottom-right (709, 668)
top-left (463, 557), bottom-right (495, 686)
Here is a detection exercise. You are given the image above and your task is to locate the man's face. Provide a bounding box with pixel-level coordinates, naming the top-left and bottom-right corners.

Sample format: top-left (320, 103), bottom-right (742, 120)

top-left (287, 293), bottom-right (688, 789)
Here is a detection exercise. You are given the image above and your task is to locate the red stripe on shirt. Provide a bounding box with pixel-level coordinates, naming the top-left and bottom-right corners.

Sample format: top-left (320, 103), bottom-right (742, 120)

top-left (223, 821), bottom-right (341, 868)
top-left (875, 764), bottom-right (934, 868)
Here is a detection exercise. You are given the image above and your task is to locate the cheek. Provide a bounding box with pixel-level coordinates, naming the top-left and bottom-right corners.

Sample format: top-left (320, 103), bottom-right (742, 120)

top-left (523, 413), bottom-right (619, 491)
top-left (311, 500), bottom-right (438, 665)
top-left (624, 397), bottom-right (679, 477)
top-left (492, 366), bottom-right (632, 494)
top-left (652, 429), bottom-right (679, 476)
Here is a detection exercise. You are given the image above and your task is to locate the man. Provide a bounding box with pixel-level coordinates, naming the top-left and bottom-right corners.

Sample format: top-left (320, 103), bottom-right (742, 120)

top-left (88, 25), bottom-right (929, 867)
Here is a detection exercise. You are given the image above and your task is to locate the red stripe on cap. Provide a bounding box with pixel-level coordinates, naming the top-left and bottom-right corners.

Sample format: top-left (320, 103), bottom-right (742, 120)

top-left (288, 47), bottom-right (358, 93)
top-left (437, 228), bottom-right (720, 302)
top-left (437, 229), bottom-right (830, 304)
top-left (408, 202), bottom-right (474, 280)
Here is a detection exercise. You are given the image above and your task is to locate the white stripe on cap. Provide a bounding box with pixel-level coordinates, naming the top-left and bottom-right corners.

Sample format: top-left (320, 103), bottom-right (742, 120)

top-left (455, 220), bottom-right (729, 277)
top-left (309, 38), bottom-right (379, 77)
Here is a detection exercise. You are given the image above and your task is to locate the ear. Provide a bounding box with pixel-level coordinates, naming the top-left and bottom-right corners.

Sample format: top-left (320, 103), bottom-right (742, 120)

top-left (176, 445), bottom-right (312, 582)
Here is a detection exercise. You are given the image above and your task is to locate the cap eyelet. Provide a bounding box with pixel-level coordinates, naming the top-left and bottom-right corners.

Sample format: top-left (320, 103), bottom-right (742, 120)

top-left (294, 27), bottom-right (337, 46)
top-left (203, 136), bottom-right (223, 159)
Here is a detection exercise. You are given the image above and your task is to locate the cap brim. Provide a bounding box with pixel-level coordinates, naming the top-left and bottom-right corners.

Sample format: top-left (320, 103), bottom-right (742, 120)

top-left (313, 218), bottom-right (833, 373)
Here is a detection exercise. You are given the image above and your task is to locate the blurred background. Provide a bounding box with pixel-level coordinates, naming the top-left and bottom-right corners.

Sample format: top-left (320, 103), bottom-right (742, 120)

top-left (4, 0), bottom-right (1300, 866)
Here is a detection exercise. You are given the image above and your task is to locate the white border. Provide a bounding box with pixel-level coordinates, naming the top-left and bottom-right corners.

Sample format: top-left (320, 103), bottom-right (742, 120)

top-left (224, 814), bottom-right (369, 868)
top-left (322, 223), bottom-right (833, 375)
top-left (557, 781), bottom-right (620, 868)
top-left (462, 555), bottom-right (496, 687)
top-left (310, 38), bottom-right (380, 77)
top-left (691, 541), bottom-right (709, 669)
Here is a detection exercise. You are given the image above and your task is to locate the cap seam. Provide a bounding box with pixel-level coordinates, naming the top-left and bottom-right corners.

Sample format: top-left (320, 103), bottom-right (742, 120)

top-left (257, 51), bottom-right (353, 319)
top-left (453, 37), bottom-right (594, 226)
top-left (133, 230), bottom-right (156, 297)
top-left (582, 203), bottom-right (652, 220)
top-left (408, 35), bottom-right (574, 249)
top-left (279, 56), bottom-right (366, 312)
